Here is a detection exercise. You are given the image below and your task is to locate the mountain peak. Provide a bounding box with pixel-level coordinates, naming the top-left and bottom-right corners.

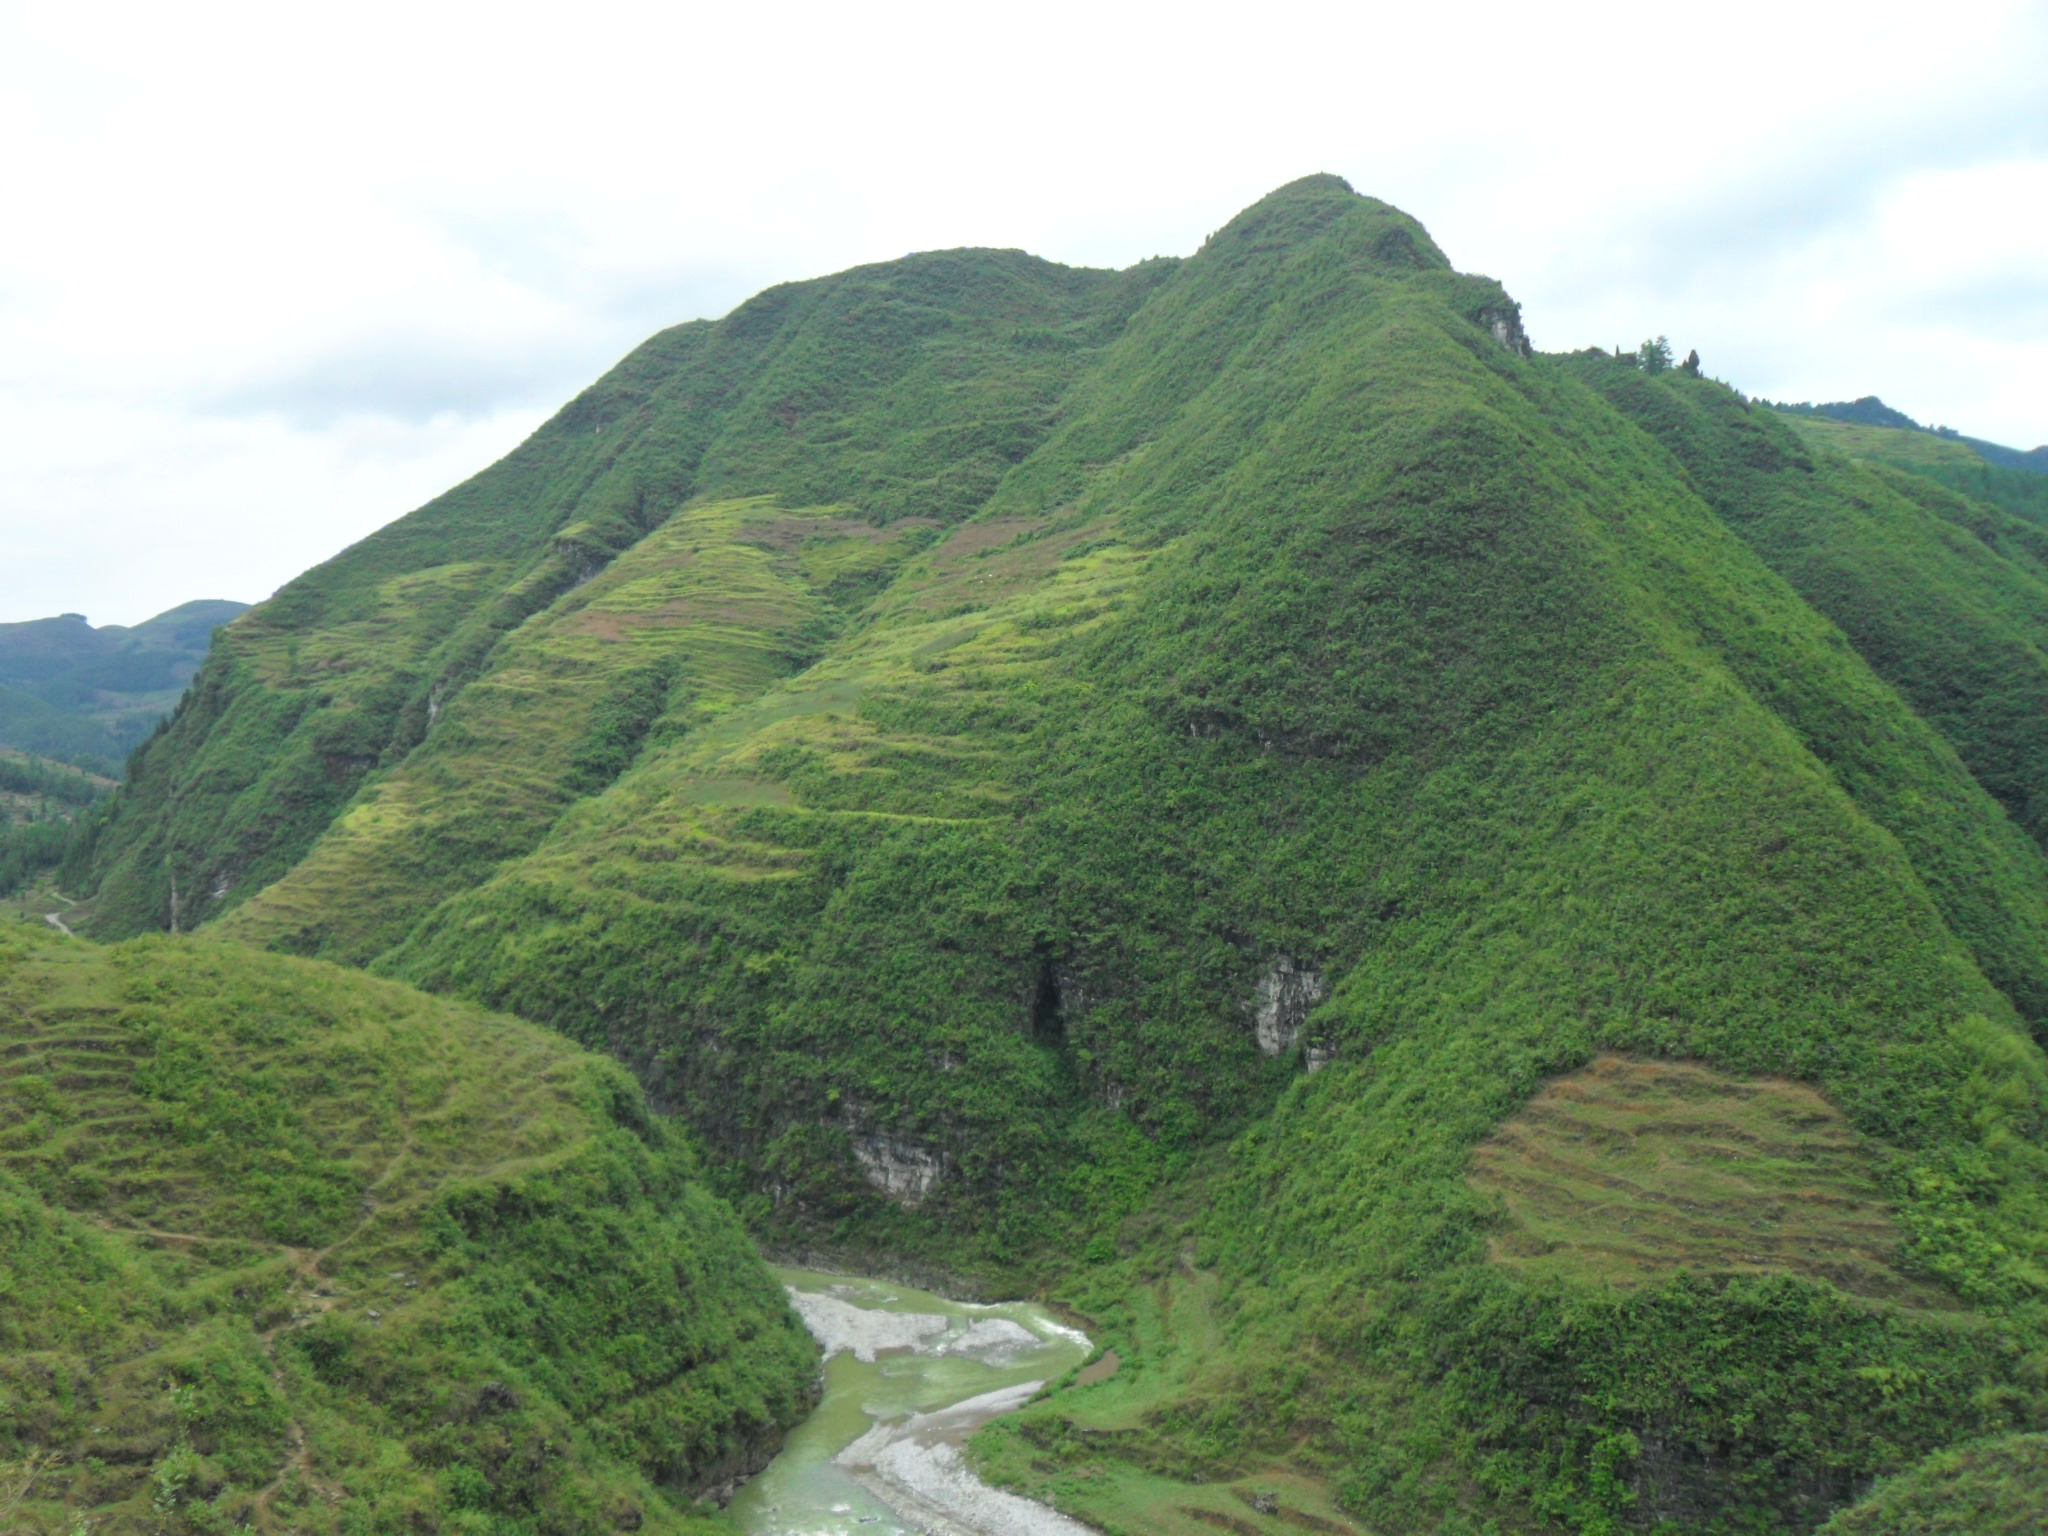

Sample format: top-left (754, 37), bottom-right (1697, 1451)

top-left (35, 182), bottom-right (2048, 1536)
top-left (1206, 174), bottom-right (1451, 273)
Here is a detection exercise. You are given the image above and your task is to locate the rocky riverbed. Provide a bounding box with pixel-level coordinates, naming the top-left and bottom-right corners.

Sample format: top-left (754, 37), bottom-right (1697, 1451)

top-left (730, 1270), bottom-right (1094, 1536)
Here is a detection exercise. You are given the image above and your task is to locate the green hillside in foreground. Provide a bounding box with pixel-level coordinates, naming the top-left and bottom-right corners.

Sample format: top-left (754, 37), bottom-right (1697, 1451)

top-left (50, 177), bottom-right (2048, 1533)
top-left (0, 924), bottom-right (815, 1535)
top-left (1817, 1432), bottom-right (2048, 1533)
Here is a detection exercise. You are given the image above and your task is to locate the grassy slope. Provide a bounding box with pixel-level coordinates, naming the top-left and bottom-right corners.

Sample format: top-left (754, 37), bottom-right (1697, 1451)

top-left (64, 178), bottom-right (2048, 1532)
top-left (365, 182), bottom-right (2048, 1529)
top-left (215, 500), bottom-right (936, 962)
top-left (1771, 416), bottom-right (1981, 470)
top-left (0, 924), bottom-right (815, 1535)
top-left (73, 251), bottom-right (1167, 939)
top-left (1779, 412), bottom-right (2048, 529)
top-left (1582, 366), bottom-right (2048, 864)
top-left (1817, 1432), bottom-right (2048, 1534)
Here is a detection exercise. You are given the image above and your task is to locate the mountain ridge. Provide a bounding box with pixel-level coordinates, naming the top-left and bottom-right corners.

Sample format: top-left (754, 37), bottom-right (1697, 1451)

top-left (1763, 394), bottom-right (2047, 470)
top-left (0, 601), bottom-right (248, 776)
top-left (27, 176), bottom-right (2048, 1534)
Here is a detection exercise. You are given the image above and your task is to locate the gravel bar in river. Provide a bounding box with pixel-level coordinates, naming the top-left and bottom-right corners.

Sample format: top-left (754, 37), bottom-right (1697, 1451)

top-left (729, 1270), bottom-right (1094, 1536)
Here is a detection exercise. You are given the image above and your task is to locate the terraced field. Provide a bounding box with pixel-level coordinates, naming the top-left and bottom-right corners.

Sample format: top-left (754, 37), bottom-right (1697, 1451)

top-left (0, 925), bottom-right (816, 1534)
top-left (215, 498), bottom-right (936, 962)
top-left (46, 176), bottom-right (2048, 1533)
top-left (1468, 1054), bottom-right (1946, 1306)
top-left (1777, 416), bottom-right (1985, 471)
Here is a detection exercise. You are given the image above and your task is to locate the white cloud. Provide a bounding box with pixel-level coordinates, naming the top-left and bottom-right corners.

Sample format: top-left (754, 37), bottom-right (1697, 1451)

top-left (0, 396), bottom-right (543, 626)
top-left (1, 0), bottom-right (2043, 622)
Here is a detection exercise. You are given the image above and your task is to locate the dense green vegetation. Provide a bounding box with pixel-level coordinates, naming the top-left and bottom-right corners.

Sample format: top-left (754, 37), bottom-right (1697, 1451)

top-left (0, 752), bottom-right (104, 897)
top-left (68, 255), bottom-right (1167, 937)
top-left (51, 177), bottom-right (2048, 1532)
top-left (0, 604), bottom-right (246, 776)
top-left (1774, 412), bottom-right (2048, 530)
top-left (1817, 1432), bottom-right (2048, 1533)
top-left (0, 822), bottom-right (70, 898)
top-left (1572, 359), bottom-right (2048, 864)
top-left (0, 924), bottom-right (816, 1534)
top-left (0, 753), bottom-right (103, 807)
top-left (1904, 458), bottom-right (2048, 528)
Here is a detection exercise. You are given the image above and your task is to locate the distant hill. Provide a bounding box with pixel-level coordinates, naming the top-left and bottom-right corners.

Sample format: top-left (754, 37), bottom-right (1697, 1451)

top-left (1766, 403), bottom-right (2048, 530)
top-left (1963, 435), bottom-right (2048, 474)
top-left (1767, 395), bottom-right (2048, 474)
top-left (1770, 394), bottom-right (1924, 432)
top-left (0, 600), bottom-right (247, 773)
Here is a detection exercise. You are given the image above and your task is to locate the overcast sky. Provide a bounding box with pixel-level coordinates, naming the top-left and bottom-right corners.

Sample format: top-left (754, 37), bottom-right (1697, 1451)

top-left (3, 0), bottom-right (2044, 626)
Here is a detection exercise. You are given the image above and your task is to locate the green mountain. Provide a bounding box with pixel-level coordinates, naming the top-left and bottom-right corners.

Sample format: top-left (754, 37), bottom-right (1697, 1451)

top-left (0, 924), bottom-right (815, 1534)
top-left (1762, 400), bottom-right (2048, 529)
top-left (1766, 395), bottom-right (2048, 474)
top-left (0, 602), bottom-right (250, 775)
top-left (1576, 362), bottom-right (2048, 873)
top-left (0, 750), bottom-right (105, 898)
top-left (37, 177), bottom-right (2048, 1533)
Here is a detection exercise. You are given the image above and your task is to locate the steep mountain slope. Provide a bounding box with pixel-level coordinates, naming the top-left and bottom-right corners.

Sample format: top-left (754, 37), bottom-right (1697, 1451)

top-left (70, 255), bottom-right (1167, 937)
top-left (60, 178), bottom-right (2048, 1533)
top-left (213, 498), bottom-right (936, 964)
top-left (0, 603), bottom-right (247, 774)
top-left (1775, 411), bottom-right (2048, 529)
top-left (0, 923), bottom-right (814, 1535)
top-left (1819, 1432), bottom-right (2048, 1534)
top-left (1573, 360), bottom-right (2048, 860)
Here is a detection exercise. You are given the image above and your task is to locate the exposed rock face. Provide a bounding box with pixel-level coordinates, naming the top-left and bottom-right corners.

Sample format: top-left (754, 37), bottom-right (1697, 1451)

top-left (1474, 303), bottom-right (1534, 358)
top-left (1251, 957), bottom-right (1326, 1057)
top-left (851, 1131), bottom-right (947, 1206)
top-left (1027, 961), bottom-right (1086, 1042)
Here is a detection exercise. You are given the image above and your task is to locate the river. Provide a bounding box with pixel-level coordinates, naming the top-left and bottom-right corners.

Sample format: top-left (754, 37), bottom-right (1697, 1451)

top-left (731, 1268), bottom-right (1096, 1536)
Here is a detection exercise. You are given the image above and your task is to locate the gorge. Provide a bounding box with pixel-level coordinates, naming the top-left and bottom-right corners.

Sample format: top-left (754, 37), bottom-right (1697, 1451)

top-left (6, 175), bottom-right (2048, 1534)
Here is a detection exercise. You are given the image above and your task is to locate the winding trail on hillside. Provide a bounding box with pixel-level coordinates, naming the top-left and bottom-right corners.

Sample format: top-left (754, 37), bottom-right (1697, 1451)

top-left (244, 1123), bottom-right (420, 1528)
top-left (91, 1123), bottom-right (419, 1529)
top-left (42, 890), bottom-right (75, 936)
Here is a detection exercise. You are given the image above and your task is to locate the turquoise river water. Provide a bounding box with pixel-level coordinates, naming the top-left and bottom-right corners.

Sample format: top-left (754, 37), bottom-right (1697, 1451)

top-left (729, 1269), bottom-right (1094, 1536)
